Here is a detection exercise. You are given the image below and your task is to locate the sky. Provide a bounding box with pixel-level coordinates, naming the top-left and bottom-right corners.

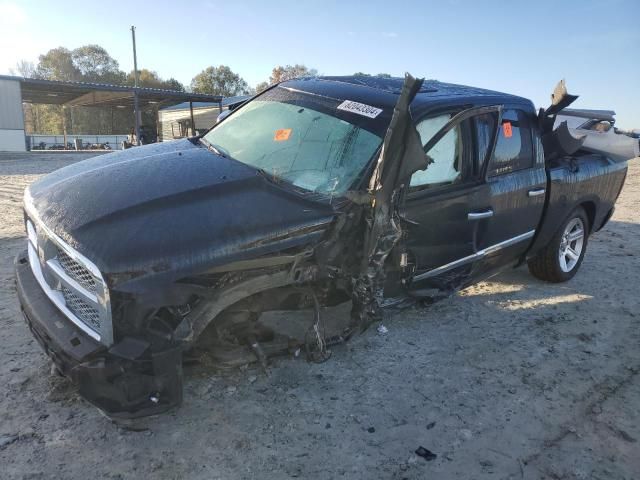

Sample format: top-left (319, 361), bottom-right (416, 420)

top-left (1, 0), bottom-right (639, 128)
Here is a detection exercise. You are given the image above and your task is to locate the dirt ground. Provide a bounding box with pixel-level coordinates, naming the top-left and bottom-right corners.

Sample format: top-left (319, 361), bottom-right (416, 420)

top-left (0, 153), bottom-right (638, 480)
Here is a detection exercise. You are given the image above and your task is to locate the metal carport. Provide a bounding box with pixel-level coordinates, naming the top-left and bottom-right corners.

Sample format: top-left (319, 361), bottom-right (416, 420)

top-left (0, 74), bottom-right (223, 151)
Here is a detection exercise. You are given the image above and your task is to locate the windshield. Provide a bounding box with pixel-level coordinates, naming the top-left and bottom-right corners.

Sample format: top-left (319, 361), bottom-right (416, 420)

top-left (202, 88), bottom-right (383, 195)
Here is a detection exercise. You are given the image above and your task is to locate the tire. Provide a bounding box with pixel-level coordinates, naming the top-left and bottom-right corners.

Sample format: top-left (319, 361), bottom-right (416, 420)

top-left (528, 207), bottom-right (589, 283)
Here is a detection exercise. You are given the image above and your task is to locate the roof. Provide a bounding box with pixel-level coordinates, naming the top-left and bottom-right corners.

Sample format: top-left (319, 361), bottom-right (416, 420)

top-left (159, 95), bottom-right (251, 112)
top-left (283, 76), bottom-right (532, 116)
top-left (317, 75), bottom-right (522, 99)
top-left (0, 75), bottom-right (223, 109)
top-left (321, 75), bottom-right (439, 94)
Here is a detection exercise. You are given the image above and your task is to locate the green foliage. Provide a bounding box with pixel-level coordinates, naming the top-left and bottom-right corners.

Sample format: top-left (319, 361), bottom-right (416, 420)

top-left (163, 78), bottom-right (185, 92)
top-left (269, 64), bottom-right (317, 84)
top-left (125, 69), bottom-right (185, 91)
top-left (353, 72), bottom-right (392, 78)
top-left (255, 81), bottom-right (270, 93)
top-left (190, 65), bottom-right (250, 96)
top-left (72, 45), bottom-right (125, 84)
top-left (35, 47), bottom-right (81, 81)
top-left (253, 64), bottom-right (317, 94)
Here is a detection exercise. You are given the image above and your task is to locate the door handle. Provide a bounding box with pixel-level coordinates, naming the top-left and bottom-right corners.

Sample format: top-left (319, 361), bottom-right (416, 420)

top-left (467, 209), bottom-right (494, 220)
top-left (528, 188), bottom-right (546, 197)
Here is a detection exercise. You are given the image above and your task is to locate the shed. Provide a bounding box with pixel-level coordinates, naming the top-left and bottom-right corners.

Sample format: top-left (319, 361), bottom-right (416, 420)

top-left (158, 96), bottom-right (250, 141)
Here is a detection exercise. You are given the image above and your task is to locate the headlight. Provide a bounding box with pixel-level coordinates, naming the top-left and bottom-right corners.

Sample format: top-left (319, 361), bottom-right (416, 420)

top-left (26, 219), bottom-right (38, 247)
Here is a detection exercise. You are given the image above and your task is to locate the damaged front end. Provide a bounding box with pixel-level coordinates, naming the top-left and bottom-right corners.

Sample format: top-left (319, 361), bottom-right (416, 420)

top-left (15, 248), bottom-right (183, 418)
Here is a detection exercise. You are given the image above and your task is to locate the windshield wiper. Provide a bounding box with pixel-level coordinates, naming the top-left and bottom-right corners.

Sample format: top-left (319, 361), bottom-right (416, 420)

top-left (199, 137), bottom-right (228, 158)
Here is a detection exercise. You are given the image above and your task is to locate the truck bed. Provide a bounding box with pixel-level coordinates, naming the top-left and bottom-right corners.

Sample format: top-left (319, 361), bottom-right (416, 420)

top-left (528, 153), bottom-right (628, 257)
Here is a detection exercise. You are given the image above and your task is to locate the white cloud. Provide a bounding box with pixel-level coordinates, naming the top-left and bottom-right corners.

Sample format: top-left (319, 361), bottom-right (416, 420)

top-left (382, 32), bottom-right (398, 38)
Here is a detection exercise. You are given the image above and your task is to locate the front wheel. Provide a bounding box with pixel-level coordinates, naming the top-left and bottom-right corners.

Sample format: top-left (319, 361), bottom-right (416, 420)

top-left (528, 207), bottom-right (589, 283)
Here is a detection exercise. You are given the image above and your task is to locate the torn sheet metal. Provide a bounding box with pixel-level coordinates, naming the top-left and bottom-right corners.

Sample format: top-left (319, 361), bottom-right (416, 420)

top-left (351, 73), bottom-right (429, 329)
top-left (555, 110), bottom-right (639, 162)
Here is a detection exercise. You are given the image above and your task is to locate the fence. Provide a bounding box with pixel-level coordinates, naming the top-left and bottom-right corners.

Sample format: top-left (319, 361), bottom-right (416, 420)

top-left (27, 134), bottom-right (129, 151)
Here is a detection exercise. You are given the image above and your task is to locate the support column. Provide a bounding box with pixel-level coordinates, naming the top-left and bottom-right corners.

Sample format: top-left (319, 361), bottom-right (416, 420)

top-left (62, 106), bottom-right (68, 149)
top-left (133, 91), bottom-right (141, 145)
top-left (189, 101), bottom-right (195, 136)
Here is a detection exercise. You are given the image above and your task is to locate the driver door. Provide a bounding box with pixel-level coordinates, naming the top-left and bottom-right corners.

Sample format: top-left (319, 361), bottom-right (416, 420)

top-left (399, 108), bottom-right (498, 291)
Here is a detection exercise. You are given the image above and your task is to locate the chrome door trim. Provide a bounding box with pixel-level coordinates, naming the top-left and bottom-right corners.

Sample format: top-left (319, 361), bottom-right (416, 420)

top-left (412, 230), bottom-right (535, 282)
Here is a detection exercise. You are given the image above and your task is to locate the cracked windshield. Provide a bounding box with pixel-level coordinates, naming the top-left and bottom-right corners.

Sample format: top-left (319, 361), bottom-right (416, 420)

top-left (203, 88), bottom-right (382, 195)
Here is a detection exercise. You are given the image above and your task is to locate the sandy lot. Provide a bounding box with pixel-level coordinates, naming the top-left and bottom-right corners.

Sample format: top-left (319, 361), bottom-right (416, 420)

top-left (0, 153), bottom-right (638, 480)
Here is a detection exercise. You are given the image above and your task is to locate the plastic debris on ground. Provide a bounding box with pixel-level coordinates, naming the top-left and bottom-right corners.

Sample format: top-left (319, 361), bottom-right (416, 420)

top-left (377, 324), bottom-right (389, 335)
top-left (415, 446), bottom-right (437, 461)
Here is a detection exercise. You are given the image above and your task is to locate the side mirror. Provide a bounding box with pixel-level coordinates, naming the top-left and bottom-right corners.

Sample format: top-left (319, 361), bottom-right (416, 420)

top-left (217, 109), bottom-right (232, 124)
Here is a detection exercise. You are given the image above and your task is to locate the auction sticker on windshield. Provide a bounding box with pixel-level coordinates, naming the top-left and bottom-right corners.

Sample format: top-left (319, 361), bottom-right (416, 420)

top-left (274, 128), bottom-right (292, 141)
top-left (337, 100), bottom-right (383, 119)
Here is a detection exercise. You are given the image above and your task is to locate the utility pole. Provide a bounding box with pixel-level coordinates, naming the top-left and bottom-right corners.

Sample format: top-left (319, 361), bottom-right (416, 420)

top-left (131, 25), bottom-right (141, 145)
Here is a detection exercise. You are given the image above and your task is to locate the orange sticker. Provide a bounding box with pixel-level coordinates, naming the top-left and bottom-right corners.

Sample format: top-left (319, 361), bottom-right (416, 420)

top-left (274, 128), bottom-right (292, 142)
top-left (502, 121), bottom-right (513, 138)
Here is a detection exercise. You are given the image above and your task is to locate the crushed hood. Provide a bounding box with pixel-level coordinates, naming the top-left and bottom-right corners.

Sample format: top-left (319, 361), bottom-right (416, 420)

top-left (26, 139), bottom-right (337, 286)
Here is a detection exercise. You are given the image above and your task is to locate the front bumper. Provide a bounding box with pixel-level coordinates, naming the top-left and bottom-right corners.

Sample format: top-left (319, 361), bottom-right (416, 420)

top-left (15, 250), bottom-right (183, 419)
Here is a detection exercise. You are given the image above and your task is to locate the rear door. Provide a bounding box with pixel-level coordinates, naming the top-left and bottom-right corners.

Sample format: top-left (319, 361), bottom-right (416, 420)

top-left (474, 107), bottom-right (546, 274)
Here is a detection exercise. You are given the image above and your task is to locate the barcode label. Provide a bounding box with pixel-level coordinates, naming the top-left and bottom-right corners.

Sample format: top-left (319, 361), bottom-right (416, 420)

top-left (337, 100), bottom-right (383, 119)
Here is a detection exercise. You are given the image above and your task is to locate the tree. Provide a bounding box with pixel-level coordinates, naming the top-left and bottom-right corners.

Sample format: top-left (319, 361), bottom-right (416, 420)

top-left (269, 64), bottom-right (317, 84)
top-left (35, 47), bottom-right (81, 81)
top-left (72, 45), bottom-right (125, 84)
top-left (163, 78), bottom-right (185, 92)
top-left (254, 64), bottom-right (317, 94)
top-left (255, 81), bottom-right (270, 93)
top-left (353, 72), bottom-right (392, 78)
top-left (190, 65), bottom-right (249, 96)
top-left (125, 69), bottom-right (185, 93)
top-left (10, 60), bottom-right (36, 78)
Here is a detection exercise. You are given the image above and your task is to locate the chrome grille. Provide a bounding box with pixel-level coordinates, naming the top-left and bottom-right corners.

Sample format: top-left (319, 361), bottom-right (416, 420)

top-left (25, 212), bottom-right (113, 345)
top-left (61, 286), bottom-right (101, 330)
top-left (57, 249), bottom-right (97, 294)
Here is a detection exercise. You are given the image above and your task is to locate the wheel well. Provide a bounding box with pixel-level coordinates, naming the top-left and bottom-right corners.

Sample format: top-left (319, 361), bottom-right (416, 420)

top-left (580, 201), bottom-right (596, 232)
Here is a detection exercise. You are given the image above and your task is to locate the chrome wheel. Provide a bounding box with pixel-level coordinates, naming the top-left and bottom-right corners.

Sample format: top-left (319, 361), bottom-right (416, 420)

top-left (558, 217), bottom-right (585, 272)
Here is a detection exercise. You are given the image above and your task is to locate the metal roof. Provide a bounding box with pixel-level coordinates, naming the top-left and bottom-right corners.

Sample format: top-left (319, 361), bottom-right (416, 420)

top-left (160, 95), bottom-right (251, 111)
top-left (0, 75), bottom-right (223, 108)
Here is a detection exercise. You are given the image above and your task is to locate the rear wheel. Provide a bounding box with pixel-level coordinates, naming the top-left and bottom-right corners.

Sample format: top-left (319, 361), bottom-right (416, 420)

top-left (528, 207), bottom-right (589, 283)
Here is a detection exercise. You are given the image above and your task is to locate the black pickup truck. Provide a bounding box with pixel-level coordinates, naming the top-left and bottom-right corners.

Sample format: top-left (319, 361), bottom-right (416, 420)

top-left (15, 75), bottom-right (628, 418)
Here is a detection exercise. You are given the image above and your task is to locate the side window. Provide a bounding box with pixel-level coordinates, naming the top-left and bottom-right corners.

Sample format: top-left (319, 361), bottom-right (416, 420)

top-left (410, 114), bottom-right (462, 188)
top-left (474, 113), bottom-right (497, 176)
top-left (488, 109), bottom-right (533, 176)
